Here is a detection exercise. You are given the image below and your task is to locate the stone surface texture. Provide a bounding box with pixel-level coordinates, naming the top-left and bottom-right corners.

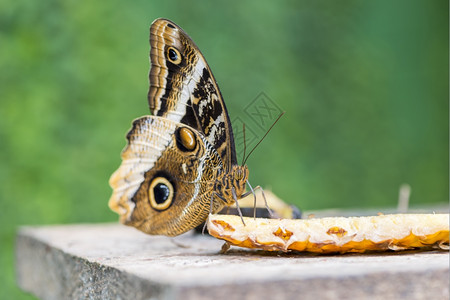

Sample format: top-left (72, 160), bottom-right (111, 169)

top-left (16, 223), bottom-right (449, 300)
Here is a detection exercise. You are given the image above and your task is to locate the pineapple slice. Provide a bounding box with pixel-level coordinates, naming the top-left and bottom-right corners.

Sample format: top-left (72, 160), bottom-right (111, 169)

top-left (207, 214), bottom-right (449, 253)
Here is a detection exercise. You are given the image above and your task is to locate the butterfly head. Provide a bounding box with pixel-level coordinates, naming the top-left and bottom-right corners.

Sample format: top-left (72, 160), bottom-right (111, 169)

top-left (233, 165), bottom-right (249, 183)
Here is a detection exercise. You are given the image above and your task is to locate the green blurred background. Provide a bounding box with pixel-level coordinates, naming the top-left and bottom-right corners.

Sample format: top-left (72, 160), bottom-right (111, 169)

top-left (1, 0), bottom-right (448, 298)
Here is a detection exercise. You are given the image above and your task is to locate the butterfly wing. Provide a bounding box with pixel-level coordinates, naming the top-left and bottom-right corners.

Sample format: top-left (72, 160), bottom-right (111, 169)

top-left (148, 18), bottom-right (237, 169)
top-left (109, 116), bottom-right (225, 236)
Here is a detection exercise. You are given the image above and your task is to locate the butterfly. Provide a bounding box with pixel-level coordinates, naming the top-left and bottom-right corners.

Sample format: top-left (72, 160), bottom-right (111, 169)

top-left (109, 18), bottom-right (258, 236)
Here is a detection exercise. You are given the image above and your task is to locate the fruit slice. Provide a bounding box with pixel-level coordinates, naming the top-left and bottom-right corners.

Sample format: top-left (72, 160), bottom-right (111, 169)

top-left (207, 214), bottom-right (449, 253)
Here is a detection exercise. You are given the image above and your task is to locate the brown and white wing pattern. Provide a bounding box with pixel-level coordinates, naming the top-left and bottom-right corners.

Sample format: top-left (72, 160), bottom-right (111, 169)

top-left (148, 18), bottom-right (237, 169)
top-left (109, 116), bottom-right (225, 236)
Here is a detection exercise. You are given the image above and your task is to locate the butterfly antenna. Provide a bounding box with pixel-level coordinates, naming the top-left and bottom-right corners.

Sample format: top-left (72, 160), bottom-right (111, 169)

top-left (243, 112), bottom-right (285, 165)
top-left (241, 123), bottom-right (247, 166)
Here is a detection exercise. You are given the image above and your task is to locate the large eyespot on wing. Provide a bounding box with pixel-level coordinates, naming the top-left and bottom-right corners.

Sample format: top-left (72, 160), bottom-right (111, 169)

top-left (148, 175), bottom-right (174, 211)
top-left (148, 18), bottom-right (237, 169)
top-left (109, 115), bottom-right (226, 236)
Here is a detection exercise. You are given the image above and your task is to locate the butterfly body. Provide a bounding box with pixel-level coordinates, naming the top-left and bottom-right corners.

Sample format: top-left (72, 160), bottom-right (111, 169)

top-left (109, 19), bottom-right (251, 236)
top-left (213, 165), bottom-right (249, 206)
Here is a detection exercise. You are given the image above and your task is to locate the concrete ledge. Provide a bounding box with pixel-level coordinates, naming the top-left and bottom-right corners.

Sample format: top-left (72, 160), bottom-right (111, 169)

top-left (16, 223), bottom-right (449, 300)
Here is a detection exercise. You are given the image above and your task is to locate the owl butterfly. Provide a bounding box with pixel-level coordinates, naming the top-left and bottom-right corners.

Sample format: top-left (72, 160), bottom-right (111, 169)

top-left (109, 18), bottom-right (261, 236)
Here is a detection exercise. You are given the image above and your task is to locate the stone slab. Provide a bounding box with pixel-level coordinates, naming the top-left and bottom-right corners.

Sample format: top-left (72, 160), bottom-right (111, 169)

top-left (16, 223), bottom-right (449, 300)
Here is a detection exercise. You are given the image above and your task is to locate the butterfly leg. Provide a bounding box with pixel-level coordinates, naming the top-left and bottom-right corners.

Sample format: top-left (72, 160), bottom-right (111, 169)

top-left (242, 182), bottom-right (274, 218)
top-left (231, 187), bottom-right (246, 226)
top-left (242, 181), bottom-right (257, 219)
top-left (255, 185), bottom-right (274, 218)
top-left (242, 184), bottom-right (274, 218)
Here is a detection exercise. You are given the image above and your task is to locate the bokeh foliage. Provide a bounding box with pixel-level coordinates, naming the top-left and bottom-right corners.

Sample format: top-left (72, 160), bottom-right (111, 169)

top-left (1, 0), bottom-right (448, 298)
